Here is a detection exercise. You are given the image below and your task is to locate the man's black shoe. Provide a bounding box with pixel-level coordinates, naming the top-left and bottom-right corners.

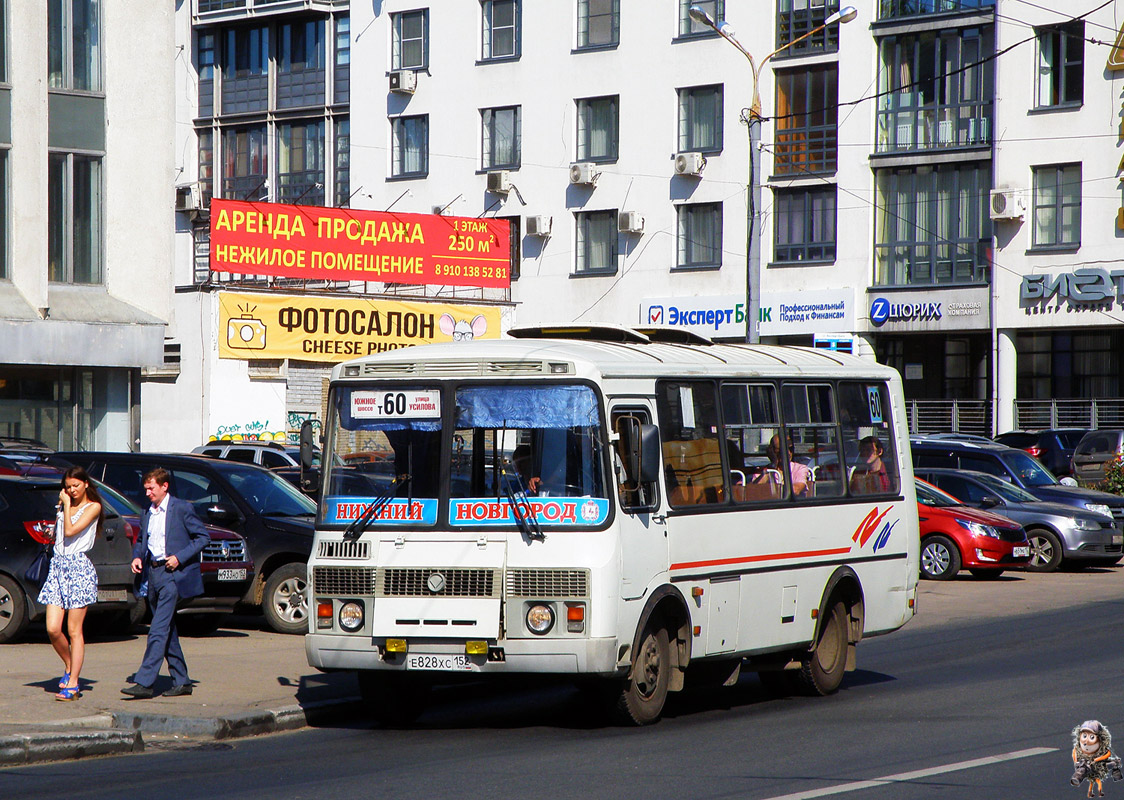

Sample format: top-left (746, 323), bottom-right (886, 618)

top-left (121, 683), bottom-right (154, 699)
top-left (162, 683), bottom-right (193, 697)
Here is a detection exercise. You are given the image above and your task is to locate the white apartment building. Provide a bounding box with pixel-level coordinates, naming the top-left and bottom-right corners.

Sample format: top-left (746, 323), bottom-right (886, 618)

top-left (163, 0), bottom-right (1124, 444)
top-left (0, 1), bottom-right (172, 450)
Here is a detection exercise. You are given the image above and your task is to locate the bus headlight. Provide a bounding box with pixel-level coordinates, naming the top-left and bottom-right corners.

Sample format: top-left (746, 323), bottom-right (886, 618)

top-left (526, 603), bottom-right (554, 635)
top-left (339, 601), bottom-right (364, 632)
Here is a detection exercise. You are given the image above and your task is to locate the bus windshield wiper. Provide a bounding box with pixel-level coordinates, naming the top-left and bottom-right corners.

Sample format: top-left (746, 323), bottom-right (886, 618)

top-left (502, 469), bottom-right (545, 542)
top-left (343, 473), bottom-right (412, 542)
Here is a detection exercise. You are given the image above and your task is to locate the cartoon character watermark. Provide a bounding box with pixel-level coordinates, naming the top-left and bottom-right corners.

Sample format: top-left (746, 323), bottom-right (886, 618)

top-left (439, 313), bottom-right (488, 342)
top-left (1072, 720), bottom-right (1123, 797)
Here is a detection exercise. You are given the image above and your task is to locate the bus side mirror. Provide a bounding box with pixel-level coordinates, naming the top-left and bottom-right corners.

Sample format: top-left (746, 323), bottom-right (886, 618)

top-left (638, 424), bottom-right (661, 485)
top-left (300, 421), bottom-right (316, 471)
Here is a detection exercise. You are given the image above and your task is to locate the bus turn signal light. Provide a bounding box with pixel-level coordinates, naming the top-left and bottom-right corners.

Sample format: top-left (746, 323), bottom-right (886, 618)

top-left (566, 602), bottom-right (585, 633)
top-left (317, 601), bottom-right (333, 629)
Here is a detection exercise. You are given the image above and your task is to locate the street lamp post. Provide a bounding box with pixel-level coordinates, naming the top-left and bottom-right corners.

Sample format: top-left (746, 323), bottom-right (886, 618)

top-left (688, 5), bottom-right (857, 344)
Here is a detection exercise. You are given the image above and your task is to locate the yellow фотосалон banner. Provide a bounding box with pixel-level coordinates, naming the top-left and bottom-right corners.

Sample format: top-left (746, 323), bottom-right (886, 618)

top-left (219, 291), bottom-right (501, 362)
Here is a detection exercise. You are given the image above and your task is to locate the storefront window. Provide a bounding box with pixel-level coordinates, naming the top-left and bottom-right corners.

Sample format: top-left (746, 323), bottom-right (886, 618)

top-left (0, 367), bottom-right (131, 449)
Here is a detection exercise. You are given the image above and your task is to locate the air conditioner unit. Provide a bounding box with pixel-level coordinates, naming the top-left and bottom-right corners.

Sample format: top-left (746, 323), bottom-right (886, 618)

top-left (674, 152), bottom-right (706, 177)
top-left (487, 170), bottom-right (512, 194)
top-left (389, 70), bottom-right (417, 94)
top-left (569, 162), bottom-right (599, 186)
top-left (989, 189), bottom-right (1025, 221)
top-left (174, 183), bottom-right (203, 213)
top-left (526, 215), bottom-right (552, 237)
top-left (618, 210), bottom-right (644, 234)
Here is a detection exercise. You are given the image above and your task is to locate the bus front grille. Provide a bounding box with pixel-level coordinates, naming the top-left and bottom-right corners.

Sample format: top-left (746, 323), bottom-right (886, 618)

top-left (317, 540), bottom-right (371, 559)
top-left (506, 569), bottom-right (589, 598)
top-left (379, 568), bottom-right (501, 598)
top-left (313, 566), bottom-right (378, 595)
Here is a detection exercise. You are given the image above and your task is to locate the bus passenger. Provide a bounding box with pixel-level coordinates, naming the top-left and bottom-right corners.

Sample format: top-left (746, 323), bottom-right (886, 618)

top-left (511, 445), bottom-right (541, 494)
top-left (850, 436), bottom-right (890, 494)
top-left (755, 434), bottom-right (811, 496)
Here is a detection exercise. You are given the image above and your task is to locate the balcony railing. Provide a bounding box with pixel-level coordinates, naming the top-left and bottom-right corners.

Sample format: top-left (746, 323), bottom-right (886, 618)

top-left (1013, 400), bottom-right (1124, 431)
top-left (876, 102), bottom-right (992, 153)
top-left (773, 125), bottom-right (837, 175)
top-left (907, 399), bottom-right (993, 437)
top-left (875, 240), bottom-right (989, 287)
top-left (878, 0), bottom-right (994, 20)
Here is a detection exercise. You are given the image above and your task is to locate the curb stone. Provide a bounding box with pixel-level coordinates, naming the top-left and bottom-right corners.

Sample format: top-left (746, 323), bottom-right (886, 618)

top-left (0, 730), bottom-right (143, 766)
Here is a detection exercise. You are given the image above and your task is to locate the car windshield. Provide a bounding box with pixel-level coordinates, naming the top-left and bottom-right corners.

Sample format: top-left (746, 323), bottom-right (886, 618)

top-left (1000, 450), bottom-right (1058, 486)
top-left (973, 473), bottom-right (1039, 503)
top-left (222, 466), bottom-right (316, 516)
top-left (915, 480), bottom-right (961, 508)
top-left (92, 479), bottom-right (139, 516)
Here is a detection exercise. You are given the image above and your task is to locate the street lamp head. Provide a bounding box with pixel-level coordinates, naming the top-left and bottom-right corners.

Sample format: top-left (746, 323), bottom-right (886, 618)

top-left (825, 5), bottom-right (858, 26)
top-left (688, 5), bottom-right (716, 27)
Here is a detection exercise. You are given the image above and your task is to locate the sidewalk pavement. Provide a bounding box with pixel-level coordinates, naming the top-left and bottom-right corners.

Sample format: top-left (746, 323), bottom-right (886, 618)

top-left (0, 615), bottom-right (362, 766)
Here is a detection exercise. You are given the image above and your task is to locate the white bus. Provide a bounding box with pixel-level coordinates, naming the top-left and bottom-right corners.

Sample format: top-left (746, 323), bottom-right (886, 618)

top-left (303, 325), bottom-right (918, 724)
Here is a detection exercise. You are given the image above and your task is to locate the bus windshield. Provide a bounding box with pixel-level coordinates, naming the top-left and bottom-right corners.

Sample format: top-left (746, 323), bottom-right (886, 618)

top-left (322, 382), bottom-right (610, 529)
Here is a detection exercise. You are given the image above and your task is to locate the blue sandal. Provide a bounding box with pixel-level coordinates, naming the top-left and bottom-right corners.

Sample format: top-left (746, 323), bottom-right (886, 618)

top-left (55, 686), bottom-right (81, 701)
top-left (58, 671), bottom-right (70, 689)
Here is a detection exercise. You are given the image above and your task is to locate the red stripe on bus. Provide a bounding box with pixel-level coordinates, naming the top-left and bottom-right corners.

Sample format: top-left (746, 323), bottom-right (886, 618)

top-left (670, 547), bottom-right (853, 571)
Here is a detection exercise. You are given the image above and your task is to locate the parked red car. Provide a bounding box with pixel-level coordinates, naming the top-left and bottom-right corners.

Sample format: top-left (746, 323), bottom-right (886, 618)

top-left (915, 478), bottom-right (1031, 580)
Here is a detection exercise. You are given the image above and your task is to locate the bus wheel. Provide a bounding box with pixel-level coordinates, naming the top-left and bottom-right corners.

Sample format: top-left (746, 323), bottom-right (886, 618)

top-left (357, 671), bottom-right (431, 727)
top-left (797, 601), bottom-right (848, 697)
top-left (613, 621), bottom-right (670, 725)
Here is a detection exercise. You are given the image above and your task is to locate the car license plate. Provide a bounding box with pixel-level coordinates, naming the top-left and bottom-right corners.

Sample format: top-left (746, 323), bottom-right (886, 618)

top-left (405, 654), bottom-right (474, 672)
top-left (97, 589), bottom-right (127, 602)
top-left (1013, 546), bottom-right (1030, 558)
top-left (217, 568), bottom-right (247, 581)
top-left (1113, 535), bottom-right (1123, 546)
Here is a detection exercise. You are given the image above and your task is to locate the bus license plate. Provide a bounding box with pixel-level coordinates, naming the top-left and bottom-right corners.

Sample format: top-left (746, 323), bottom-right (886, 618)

top-left (217, 568), bottom-right (247, 581)
top-left (1013, 546), bottom-right (1030, 558)
top-left (406, 654), bottom-right (474, 672)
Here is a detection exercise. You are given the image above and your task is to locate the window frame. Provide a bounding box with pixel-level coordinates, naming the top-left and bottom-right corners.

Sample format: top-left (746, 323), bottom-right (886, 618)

top-left (277, 119), bottom-right (326, 206)
top-left (577, 0), bottom-right (619, 50)
top-left (574, 209), bottom-right (619, 276)
top-left (678, 0), bottom-right (723, 39)
top-left (481, 0), bottom-right (520, 61)
top-left (675, 202), bottom-right (723, 270)
top-left (48, 151), bottom-right (103, 285)
top-left (47, 0), bottom-right (102, 92)
top-left (392, 8), bottom-right (429, 70)
top-left (776, 0), bottom-right (840, 56)
top-left (481, 105), bottom-right (521, 170)
top-left (677, 84), bottom-right (723, 154)
top-left (773, 185), bottom-right (837, 264)
top-left (1035, 20), bottom-right (1084, 109)
top-left (0, 148), bottom-right (7, 281)
top-left (391, 114), bottom-right (429, 179)
top-left (334, 117), bottom-right (350, 206)
top-left (576, 95), bottom-right (619, 163)
top-left (774, 64), bottom-right (838, 175)
top-left (1031, 162), bottom-right (1081, 250)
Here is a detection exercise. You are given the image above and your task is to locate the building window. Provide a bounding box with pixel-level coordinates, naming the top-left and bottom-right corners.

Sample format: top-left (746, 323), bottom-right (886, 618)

top-left (277, 120), bottom-right (325, 205)
top-left (198, 130), bottom-right (214, 206)
top-left (876, 27), bottom-right (993, 152)
top-left (576, 96), bottom-right (618, 162)
top-left (678, 85), bottom-right (722, 153)
top-left (776, 0), bottom-right (839, 55)
top-left (0, 150), bottom-right (6, 280)
top-left (335, 118), bottom-right (350, 206)
top-left (221, 125), bottom-right (267, 200)
top-left (221, 26), bottom-right (269, 114)
top-left (48, 0), bottom-right (100, 91)
top-left (679, 0), bottom-right (723, 37)
top-left (335, 15), bottom-right (350, 104)
top-left (197, 31), bottom-right (216, 118)
top-left (1032, 163), bottom-right (1081, 248)
top-left (575, 210), bottom-right (618, 275)
top-left (577, 0), bottom-right (619, 49)
top-left (277, 19), bottom-right (325, 109)
top-left (774, 186), bottom-right (836, 263)
top-left (498, 215), bottom-right (521, 280)
top-left (874, 163), bottom-right (991, 286)
top-left (48, 153), bottom-right (102, 284)
top-left (775, 65), bottom-right (837, 175)
top-left (392, 115), bottom-right (428, 178)
top-left (482, 106), bottom-right (520, 169)
top-left (482, 0), bottom-right (519, 60)
top-left (878, 0), bottom-right (994, 19)
top-left (1036, 21), bottom-right (1083, 108)
top-left (676, 203), bottom-right (722, 269)
top-left (392, 9), bottom-right (428, 70)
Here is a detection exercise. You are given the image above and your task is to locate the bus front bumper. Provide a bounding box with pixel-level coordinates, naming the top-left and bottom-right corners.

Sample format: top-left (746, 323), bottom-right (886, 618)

top-left (305, 634), bottom-right (622, 676)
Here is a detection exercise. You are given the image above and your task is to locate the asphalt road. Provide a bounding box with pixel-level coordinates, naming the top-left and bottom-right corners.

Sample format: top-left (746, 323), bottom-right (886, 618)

top-left (5, 569), bottom-right (1123, 800)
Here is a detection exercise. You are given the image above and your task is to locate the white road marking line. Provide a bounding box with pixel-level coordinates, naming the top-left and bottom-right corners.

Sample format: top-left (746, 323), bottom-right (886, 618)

top-left (757, 746), bottom-right (1058, 800)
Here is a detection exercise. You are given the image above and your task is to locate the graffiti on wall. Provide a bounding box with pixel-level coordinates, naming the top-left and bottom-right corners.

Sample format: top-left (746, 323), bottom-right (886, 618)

top-left (208, 420), bottom-right (288, 444)
top-left (286, 412), bottom-right (320, 445)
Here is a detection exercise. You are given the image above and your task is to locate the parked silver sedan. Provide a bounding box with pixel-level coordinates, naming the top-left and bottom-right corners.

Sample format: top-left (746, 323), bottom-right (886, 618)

top-left (914, 468), bottom-right (1123, 572)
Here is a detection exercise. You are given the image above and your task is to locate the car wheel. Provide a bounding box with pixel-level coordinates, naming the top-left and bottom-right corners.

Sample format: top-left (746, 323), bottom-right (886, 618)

top-left (796, 601), bottom-right (849, 696)
top-left (262, 563), bottom-right (309, 635)
top-left (920, 535), bottom-right (961, 580)
top-left (1026, 529), bottom-right (1063, 572)
top-left (968, 569), bottom-right (1004, 579)
top-left (0, 574), bottom-right (29, 644)
top-left (612, 620), bottom-right (671, 725)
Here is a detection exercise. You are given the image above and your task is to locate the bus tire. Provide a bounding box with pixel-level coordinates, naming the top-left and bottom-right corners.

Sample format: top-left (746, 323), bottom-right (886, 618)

top-left (357, 671), bottom-right (431, 727)
top-left (613, 621), bottom-right (670, 726)
top-left (797, 601), bottom-right (848, 696)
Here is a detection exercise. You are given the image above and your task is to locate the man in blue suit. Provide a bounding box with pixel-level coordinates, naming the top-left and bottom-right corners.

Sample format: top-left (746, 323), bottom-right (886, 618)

top-left (122, 467), bottom-right (210, 699)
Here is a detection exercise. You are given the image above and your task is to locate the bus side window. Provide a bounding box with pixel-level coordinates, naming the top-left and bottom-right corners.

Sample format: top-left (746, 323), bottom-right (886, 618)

top-left (655, 381), bottom-right (725, 508)
top-left (720, 382), bottom-right (785, 504)
top-left (612, 410), bottom-right (658, 512)
top-left (839, 382), bottom-right (899, 496)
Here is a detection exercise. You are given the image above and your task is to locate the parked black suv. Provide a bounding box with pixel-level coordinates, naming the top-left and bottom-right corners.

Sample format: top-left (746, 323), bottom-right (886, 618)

top-left (993, 429), bottom-right (1088, 478)
top-left (910, 438), bottom-right (1124, 528)
top-left (53, 452), bottom-right (315, 635)
top-left (0, 475), bottom-right (139, 643)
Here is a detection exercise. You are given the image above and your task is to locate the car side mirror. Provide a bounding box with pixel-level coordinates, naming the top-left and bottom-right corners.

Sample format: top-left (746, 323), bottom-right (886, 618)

top-left (979, 495), bottom-right (1001, 509)
top-left (206, 504), bottom-right (240, 525)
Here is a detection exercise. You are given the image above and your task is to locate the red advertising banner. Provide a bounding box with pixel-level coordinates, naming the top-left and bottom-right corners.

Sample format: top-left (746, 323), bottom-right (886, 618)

top-left (209, 199), bottom-right (511, 289)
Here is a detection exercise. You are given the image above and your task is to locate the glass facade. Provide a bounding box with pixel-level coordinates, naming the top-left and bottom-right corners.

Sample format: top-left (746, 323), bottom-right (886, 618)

top-left (278, 120), bottom-right (325, 205)
top-left (878, 0), bottom-right (994, 20)
top-left (0, 367), bottom-right (131, 451)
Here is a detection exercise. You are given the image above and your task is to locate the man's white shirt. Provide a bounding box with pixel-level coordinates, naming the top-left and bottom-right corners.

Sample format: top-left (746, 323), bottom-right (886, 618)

top-left (147, 494), bottom-right (170, 560)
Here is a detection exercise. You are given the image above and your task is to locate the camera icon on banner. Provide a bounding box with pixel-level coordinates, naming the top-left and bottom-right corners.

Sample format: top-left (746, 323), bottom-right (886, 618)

top-left (227, 306), bottom-right (267, 350)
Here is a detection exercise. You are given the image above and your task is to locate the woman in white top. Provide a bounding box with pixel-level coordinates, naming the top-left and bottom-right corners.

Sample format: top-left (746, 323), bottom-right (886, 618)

top-left (38, 466), bottom-right (103, 701)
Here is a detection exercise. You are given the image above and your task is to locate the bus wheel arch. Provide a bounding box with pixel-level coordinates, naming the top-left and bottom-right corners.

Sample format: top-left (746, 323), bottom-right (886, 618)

top-left (612, 586), bottom-right (691, 725)
top-left (798, 568), bottom-right (864, 695)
